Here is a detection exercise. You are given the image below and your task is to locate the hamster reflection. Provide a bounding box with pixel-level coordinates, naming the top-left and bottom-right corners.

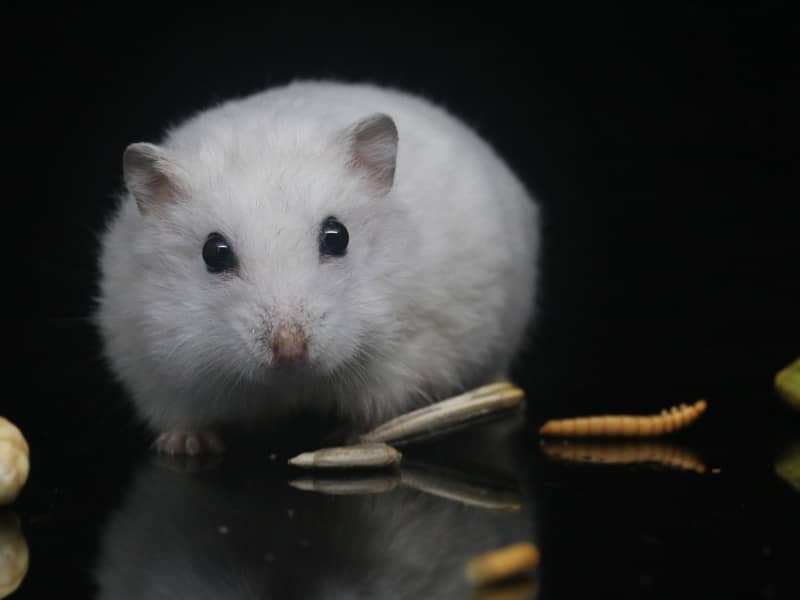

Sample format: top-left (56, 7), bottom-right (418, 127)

top-left (94, 430), bottom-right (539, 598)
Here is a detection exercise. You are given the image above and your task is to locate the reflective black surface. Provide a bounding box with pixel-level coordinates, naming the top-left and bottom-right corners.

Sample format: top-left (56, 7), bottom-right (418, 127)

top-left (5, 350), bottom-right (800, 598)
top-left (7, 3), bottom-right (799, 599)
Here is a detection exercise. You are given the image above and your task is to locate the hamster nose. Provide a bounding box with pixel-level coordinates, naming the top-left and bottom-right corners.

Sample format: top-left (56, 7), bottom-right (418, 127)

top-left (271, 322), bottom-right (308, 366)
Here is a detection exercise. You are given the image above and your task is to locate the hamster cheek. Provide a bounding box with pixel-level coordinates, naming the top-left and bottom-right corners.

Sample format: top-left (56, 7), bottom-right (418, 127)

top-left (221, 301), bottom-right (273, 376)
top-left (306, 302), bottom-right (369, 375)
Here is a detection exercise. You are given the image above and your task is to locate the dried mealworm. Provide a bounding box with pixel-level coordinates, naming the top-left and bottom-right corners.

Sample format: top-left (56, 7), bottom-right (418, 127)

top-left (465, 542), bottom-right (540, 587)
top-left (538, 399), bottom-right (707, 438)
top-left (539, 440), bottom-right (707, 473)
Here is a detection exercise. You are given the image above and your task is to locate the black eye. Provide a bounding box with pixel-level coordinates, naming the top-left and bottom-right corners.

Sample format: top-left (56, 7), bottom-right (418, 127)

top-left (202, 233), bottom-right (237, 273)
top-left (319, 218), bottom-right (349, 257)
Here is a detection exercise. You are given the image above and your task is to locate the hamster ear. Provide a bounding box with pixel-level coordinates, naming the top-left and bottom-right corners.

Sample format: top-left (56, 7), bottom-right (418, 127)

top-left (346, 113), bottom-right (398, 195)
top-left (123, 143), bottom-right (182, 215)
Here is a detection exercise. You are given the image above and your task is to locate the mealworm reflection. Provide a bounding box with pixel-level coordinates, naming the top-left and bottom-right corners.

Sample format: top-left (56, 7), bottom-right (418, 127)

top-left (539, 440), bottom-right (707, 473)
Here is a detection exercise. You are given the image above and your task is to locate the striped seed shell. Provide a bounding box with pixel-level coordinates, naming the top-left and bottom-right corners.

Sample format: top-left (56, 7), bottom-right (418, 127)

top-left (360, 382), bottom-right (525, 445)
top-left (287, 443), bottom-right (402, 469)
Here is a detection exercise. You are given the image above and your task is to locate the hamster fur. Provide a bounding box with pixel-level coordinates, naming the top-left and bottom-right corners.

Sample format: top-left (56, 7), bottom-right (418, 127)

top-left (95, 79), bottom-right (540, 454)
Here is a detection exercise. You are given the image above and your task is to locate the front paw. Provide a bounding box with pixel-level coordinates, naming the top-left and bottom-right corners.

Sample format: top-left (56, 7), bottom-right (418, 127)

top-left (154, 431), bottom-right (225, 456)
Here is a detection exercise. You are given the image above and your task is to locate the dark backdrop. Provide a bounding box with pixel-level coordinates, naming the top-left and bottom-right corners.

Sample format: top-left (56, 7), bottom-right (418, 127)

top-left (9, 2), bottom-right (796, 433)
top-left (5, 3), bottom-right (799, 597)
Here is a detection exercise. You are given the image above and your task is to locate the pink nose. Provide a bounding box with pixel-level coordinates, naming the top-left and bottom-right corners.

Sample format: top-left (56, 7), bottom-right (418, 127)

top-left (271, 322), bottom-right (308, 366)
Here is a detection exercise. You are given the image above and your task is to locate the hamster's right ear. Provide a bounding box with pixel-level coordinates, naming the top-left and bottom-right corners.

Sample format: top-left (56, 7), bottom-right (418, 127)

top-left (123, 143), bottom-right (183, 215)
top-left (345, 114), bottom-right (398, 196)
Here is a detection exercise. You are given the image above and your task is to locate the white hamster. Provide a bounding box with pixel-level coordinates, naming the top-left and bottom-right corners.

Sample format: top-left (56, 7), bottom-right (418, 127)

top-left (95, 79), bottom-right (540, 455)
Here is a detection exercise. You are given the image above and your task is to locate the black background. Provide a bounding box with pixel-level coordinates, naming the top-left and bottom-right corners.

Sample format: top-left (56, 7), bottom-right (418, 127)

top-left (6, 2), bottom-right (800, 598)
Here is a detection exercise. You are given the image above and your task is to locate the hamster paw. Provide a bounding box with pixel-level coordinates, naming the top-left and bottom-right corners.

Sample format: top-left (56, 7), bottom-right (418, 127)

top-left (154, 431), bottom-right (225, 456)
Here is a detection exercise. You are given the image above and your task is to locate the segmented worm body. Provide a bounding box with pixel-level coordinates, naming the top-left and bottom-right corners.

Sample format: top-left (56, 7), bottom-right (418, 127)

top-left (539, 399), bottom-right (707, 438)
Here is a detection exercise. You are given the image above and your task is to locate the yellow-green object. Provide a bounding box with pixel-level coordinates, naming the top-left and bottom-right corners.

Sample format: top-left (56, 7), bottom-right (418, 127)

top-left (775, 358), bottom-right (800, 411)
top-left (774, 442), bottom-right (800, 494)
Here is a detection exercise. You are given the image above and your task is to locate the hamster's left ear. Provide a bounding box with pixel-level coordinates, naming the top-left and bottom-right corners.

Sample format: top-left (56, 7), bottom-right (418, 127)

top-left (345, 113), bottom-right (398, 195)
top-left (123, 143), bottom-right (184, 215)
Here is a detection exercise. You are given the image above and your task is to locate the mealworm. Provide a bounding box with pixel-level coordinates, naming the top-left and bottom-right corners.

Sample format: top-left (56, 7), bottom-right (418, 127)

top-left (538, 399), bottom-right (707, 438)
top-left (465, 542), bottom-right (540, 587)
top-left (539, 441), bottom-right (707, 473)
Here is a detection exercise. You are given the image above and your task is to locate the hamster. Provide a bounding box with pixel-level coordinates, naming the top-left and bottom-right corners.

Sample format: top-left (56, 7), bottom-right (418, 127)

top-left (95, 79), bottom-right (540, 455)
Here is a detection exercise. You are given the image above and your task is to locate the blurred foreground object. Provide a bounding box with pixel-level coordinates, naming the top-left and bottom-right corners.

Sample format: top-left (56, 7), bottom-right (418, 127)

top-left (0, 512), bottom-right (29, 599)
top-left (539, 400), bottom-right (707, 437)
top-left (0, 418), bottom-right (29, 505)
top-left (465, 542), bottom-right (540, 587)
top-left (775, 358), bottom-right (800, 411)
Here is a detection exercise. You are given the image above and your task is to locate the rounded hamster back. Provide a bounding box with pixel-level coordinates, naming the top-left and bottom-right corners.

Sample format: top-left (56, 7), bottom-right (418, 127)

top-left (95, 80), bottom-right (540, 441)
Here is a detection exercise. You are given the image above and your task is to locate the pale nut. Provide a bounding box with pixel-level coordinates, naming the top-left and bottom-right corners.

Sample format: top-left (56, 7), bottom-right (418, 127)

top-left (0, 418), bottom-right (29, 506)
